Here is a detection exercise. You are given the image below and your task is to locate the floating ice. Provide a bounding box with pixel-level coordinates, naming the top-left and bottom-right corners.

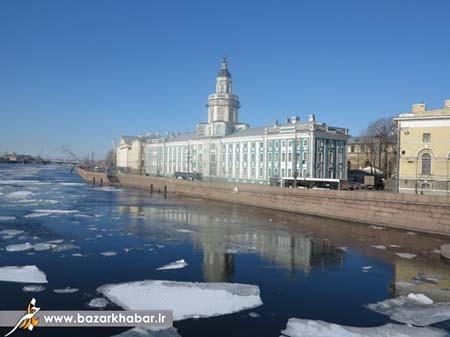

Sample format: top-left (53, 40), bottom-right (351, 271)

top-left (0, 229), bottom-right (23, 236)
top-left (362, 266), bottom-right (372, 271)
top-left (280, 318), bottom-right (447, 337)
top-left (406, 231), bottom-right (417, 235)
top-left (176, 229), bottom-right (193, 233)
top-left (157, 259), bottom-right (188, 271)
top-left (54, 287), bottom-right (79, 294)
top-left (337, 247), bottom-right (348, 252)
top-left (366, 295), bottom-right (450, 326)
top-left (371, 245), bottom-right (386, 250)
top-left (52, 244), bottom-right (80, 252)
top-left (395, 253), bottom-right (416, 259)
top-left (72, 253), bottom-right (85, 257)
top-left (60, 182), bottom-right (85, 186)
top-left (101, 251), bottom-right (117, 257)
top-left (248, 312), bottom-right (261, 318)
top-left (6, 191), bottom-right (34, 198)
top-left (369, 225), bottom-right (385, 230)
top-left (33, 209), bottom-right (79, 215)
top-left (389, 244), bottom-right (402, 248)
top-left (32, 243), bottom-right (56, 251)
top-left (98, 280), bottom-right (262, 321)
top-left (47, 239), bottom-right (64, 244)
top-left (0, 265), bottom-right (48, 283)
top-left (408, 293), bottom-right (433, 305)
top-left (24, 212), bottom-right (51, 218)
top-left (111, 327), bottom-right (181, 337)
top-left (23, 285), bottom-right (46, 292)
top-left (88, 297), bottom-right (109, 308)
top-left (0, 216), bottom-right (17, 221)
top-left (6, 242), bottom-right (33, 252)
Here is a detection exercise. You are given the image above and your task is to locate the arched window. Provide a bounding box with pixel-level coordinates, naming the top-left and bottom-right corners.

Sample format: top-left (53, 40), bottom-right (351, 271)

top-left (421, 153), bottom-right (431, 175)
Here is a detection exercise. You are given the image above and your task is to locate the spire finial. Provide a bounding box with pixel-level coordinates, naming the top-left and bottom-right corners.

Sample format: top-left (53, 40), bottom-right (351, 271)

top-left (221, 55), bottom-right (228, 69)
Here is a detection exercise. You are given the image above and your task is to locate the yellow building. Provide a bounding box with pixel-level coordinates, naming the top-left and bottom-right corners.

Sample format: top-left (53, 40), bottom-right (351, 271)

top-left (395, 100), bottom-right (450, 195)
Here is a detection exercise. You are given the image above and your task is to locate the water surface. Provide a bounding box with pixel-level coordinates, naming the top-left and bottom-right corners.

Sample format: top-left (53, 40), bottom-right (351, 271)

top-left (1, 164), bottom-right (450, 336)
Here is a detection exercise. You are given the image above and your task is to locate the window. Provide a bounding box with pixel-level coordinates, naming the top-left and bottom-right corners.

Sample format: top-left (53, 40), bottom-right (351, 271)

top-left (421, 153), bottom-right (431, 175)
top-left (281, 153), bottom-right (286, 161)
top-left (288, 153), bottom-right (292, 162)
top-left (423, 133), bottom-right (431, 143)
top-left (351, 145), bottom-right (355, 153)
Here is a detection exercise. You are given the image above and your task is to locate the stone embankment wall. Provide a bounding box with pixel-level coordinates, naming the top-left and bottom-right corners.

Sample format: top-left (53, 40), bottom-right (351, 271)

top-left (76, 167), bottom-right (110, 186)
top-left (76, 168), bottom-right (450, 236)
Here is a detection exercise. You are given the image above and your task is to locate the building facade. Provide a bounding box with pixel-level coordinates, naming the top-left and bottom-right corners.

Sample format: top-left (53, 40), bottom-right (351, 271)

top-left (347, 136), bottom-right (396, 177)
top-left (144, 58), bottom-right (350, 184)
top-left (395, 100), bottom-right (450, 195)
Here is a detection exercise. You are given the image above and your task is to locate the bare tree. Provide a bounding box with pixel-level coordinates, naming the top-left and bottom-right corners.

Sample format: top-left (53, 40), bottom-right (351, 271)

top-left (105, 149), bottom-right (115, 169)
top-left (361, 117), bottom-right (397, 177)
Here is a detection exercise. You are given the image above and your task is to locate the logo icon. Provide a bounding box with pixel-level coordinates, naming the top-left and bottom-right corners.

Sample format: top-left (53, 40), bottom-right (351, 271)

top-left (5, 298), bottom-right (40, 337)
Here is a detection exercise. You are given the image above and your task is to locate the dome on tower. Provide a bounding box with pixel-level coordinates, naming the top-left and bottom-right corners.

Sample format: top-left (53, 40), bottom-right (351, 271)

top-left (217, 56), bottom-right (231, 78)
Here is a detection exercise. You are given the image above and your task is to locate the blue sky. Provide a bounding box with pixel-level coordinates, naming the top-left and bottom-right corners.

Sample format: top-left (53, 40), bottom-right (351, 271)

top-left (1, 0), bottom-right (449, 159)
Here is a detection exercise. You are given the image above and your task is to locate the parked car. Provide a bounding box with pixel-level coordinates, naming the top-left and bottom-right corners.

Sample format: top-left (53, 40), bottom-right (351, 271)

top-left (174, 172), bottom-right (203, 181)
top-left (349, 182), bottom-right (362, 190)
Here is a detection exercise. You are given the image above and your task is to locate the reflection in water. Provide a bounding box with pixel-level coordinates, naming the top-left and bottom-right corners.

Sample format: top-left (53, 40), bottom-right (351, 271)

top-left (118, 203), bottom-right (344, 282)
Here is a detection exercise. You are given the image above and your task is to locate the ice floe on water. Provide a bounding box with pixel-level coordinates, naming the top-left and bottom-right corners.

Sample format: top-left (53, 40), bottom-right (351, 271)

top-left (32, 243), bottom-right (55, 251)
top-left (23, 285), bottom-right (46, 292)
top-left (176, 229), bottom-right (193, 233)
top-left (6, 242), bottom-right (33, 252)
top-left (5, 242), bottom-right (79, 253)
top-left (54, 287), bottom-right (79, 294)
top-left (407, 293), bottom-right (434, 305)
top-left (101, 251), bottom-right (117, 257)
top-left (395, 252), bottom-right (417, 259)
top-left (98, 280), bottom-right (262, 321)
top-left (0, 265), bottom-right (48, 283)
top-left (60, 182), bottom-right (85, 186)
top-left (336, 247), bottom-right (348, 252)
top-left (157, 259), bottom-right (188, 271)
top-left (366, 294), bottom-right (450, 326)
top-left (6, 191), bottom-right (34, 198)
top-left (111, 327), bottom-right (181, 337)
top-left (88, 297), bottom-right (109, 308)
top-left (33, 209), bottom-right (79, 215)
top-left (369, 225), bottom-right (385, 230)
top-left (24, 212), bottom-right (51, 218)
top-left (280, 318), bottom-right (447, 337)
top-left (0, 229), bottom-right (23, 236)
top-left (370, 245), bottom-right (386, 250)
top-left (0, 216), bottom-right (17, 221)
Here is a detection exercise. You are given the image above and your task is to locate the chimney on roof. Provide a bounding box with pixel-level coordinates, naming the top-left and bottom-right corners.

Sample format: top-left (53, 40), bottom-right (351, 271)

top-left (285, 117), bottom-right (291, 124)
top-left (274, 119), bottom-right (279, 127)
top-left (308, 113), bottom-right (315, 122)
top-left (291, 116), bottom-right (299, 123)
top-left (445, 99), bottom-right (450, 108)
top-left (412, 103), bottom-right (426, 113)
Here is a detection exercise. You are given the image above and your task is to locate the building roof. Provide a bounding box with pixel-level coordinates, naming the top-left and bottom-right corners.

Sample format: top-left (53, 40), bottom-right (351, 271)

top-left (120, 136), bottom-right (137, 144)
top-left (223, 126), bottom-right (267, 139)
top-left (167, 132), bottom-right (197, 142)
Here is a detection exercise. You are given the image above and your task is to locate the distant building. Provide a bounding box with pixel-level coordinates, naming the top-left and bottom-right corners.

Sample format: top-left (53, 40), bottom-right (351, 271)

top-left (395, 100), bottom-right (450, 195)
top-left (347, 136), bottom-right (396, 177)
top-left (116, 135), bottom-right (159, 174)
top-left (144, 58), bottom-right (350, 184)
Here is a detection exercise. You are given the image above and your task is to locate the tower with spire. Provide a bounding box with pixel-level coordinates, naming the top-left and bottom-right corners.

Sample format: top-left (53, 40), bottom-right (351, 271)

top-left (197, 57), bottom-right (247, 137)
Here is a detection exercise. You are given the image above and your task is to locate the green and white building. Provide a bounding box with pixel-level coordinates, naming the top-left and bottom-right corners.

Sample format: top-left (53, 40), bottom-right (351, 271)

top-left (145, 58), bottom-right (350, 184)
